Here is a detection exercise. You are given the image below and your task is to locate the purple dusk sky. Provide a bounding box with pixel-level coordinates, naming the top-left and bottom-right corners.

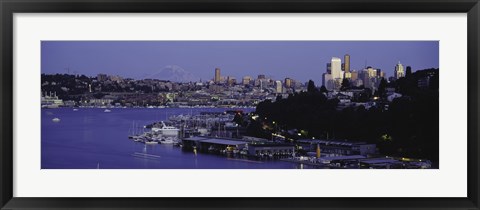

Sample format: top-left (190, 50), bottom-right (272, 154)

top-left (41, 41), bottom-right (439, 85)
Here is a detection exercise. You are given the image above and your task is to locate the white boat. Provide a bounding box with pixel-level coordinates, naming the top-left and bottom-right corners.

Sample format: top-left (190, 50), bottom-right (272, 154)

top-left (52, 118), bottom-right (61, 122)
top-left (104, 109), bottom-right (111, 113)
top-left (159, 137), bottom-right (175, 144)
top-left (73, 109), bottom-right (79, 111)
top-left (145, 141), bottom-right (158, 145)
top-left (151, 121), bottom-right (180, 136)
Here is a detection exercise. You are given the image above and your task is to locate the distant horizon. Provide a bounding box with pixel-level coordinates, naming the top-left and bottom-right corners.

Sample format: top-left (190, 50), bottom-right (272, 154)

top-left (41, 67), bottom-right (439, 85)
top-left (41, 41), bottom-right (439, 85)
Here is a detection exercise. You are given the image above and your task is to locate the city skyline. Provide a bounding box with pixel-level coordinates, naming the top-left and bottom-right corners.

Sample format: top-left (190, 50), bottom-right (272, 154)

top-left (42, 41), bottom-right (439, 85)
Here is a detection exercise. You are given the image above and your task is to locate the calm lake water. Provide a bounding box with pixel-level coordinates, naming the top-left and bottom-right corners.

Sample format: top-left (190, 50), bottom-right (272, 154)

top-left (41, 108), bottom-right (303, 169)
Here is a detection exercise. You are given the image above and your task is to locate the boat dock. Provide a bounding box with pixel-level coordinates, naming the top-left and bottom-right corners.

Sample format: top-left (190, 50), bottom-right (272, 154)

top-left (182, 136), bottom-right (248, 152)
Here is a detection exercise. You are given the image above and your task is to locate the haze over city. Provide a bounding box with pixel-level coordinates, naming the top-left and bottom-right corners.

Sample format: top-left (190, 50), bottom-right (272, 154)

top-left (41, 41), bottom-right (438, 85)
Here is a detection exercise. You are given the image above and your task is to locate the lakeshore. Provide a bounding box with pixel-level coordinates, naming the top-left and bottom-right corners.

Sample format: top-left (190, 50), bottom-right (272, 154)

top-left (42, 107), bottom-right (306, 169)
top-left (42, 107), bottom-right (434, 169)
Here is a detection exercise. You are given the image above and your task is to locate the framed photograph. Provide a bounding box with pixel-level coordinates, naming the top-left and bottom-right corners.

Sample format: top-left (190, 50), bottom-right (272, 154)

top-left (1, 0), bottom-right (479, 209)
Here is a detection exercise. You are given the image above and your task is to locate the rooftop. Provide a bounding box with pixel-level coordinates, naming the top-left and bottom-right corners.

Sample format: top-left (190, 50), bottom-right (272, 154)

top-left (321, 155), bottom-right (366, 161)
top-left (200, 138), bottom-right (247, 146)
top-left (248, 144), bottom-right (294, 148)
top-left (183, 136), bottom-right (248, 145)
top-left (183, 136), bottom-right (209, 141)
top-left (297, 139), bottom-right (373, 146)
top-left (360, 158), bottom-right (401, 164)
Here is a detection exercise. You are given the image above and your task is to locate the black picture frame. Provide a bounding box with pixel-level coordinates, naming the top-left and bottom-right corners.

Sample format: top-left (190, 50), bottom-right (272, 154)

top-left (1, 0), bottom-right (479, 209)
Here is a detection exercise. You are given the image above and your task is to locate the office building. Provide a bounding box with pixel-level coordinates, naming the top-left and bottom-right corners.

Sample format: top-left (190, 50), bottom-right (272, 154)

top-left (344, 54), bottom-right (350, 73)
top-left (275, 80), bottom-right (283, 93)
top-left (326, 63), bottom-right (331, 74)
top-left (394, 62), bottom-right (405, 79)
top-left (284, 78), bottom-right (293, 88)
top-left (331, 57), bottom-right (343, 81)
top-left (214, 68), bottom-right (221, 83)
top-left (242, 76), bottom-right (252, 85)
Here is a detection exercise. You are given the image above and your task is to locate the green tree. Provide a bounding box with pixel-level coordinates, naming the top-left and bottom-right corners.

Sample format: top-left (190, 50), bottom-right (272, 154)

top-left (320, 85), bottom-right (328, 94)
top-left (377, 78), bottom-right (387, 98)
top-left (307, 80), bottom-right (317, 92)
top-left (340, 78), bottom-right (350, 90)
top-left (406, 66), bottom-right (412, 77)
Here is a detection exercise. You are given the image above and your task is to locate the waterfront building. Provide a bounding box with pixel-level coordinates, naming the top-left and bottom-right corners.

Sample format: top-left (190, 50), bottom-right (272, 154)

top-left (89, 98), bottom-right (114, 106)
top-left (247, 144), bottom-right (295, 157)
top-left (214, 68), bottom-right (221, 83)
top-left (394, 61), bottom-right (405, 79)
top-left (63, 100), bottom-right (76, 107)
top-left (297, 139), bottom-right (377, 157)
top-left (41, 92), bottom-right (64, 108)
top-left (182, 136), bottom-right (247, 152)
top-left (318, 155), bottom-right (366, 167)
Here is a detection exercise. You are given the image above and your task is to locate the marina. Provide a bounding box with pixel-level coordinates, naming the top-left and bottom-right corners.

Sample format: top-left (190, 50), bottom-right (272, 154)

top-left (41, 107), bottom-right (304, 169)
top-left (42, 107), bottom-right (434, 169)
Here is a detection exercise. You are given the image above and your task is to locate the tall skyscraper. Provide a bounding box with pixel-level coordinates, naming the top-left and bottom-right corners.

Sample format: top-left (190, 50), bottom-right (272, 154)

top-left (331, 57), bottom-right (343, 81)
top-left (214, 68), bottom-right (221, 83)
top-left (366, 68), bottom-right (376, 79)
top-left (284, 78), bottom-right (293, 88)
top-left (394, 62), bottom-right (405, 79)
top-left (275, 80), bottom-right (283, 93)
top-left (344, 54), bottom-right (350, 73)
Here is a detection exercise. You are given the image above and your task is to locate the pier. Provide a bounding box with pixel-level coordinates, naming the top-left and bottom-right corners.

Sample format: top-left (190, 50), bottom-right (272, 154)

top-left (182, 136), bottom-right (247, 152)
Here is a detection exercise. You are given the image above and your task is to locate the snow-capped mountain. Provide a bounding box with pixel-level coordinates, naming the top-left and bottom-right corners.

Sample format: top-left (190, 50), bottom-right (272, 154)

top-left (146, 65), bottom-right (199, 83)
